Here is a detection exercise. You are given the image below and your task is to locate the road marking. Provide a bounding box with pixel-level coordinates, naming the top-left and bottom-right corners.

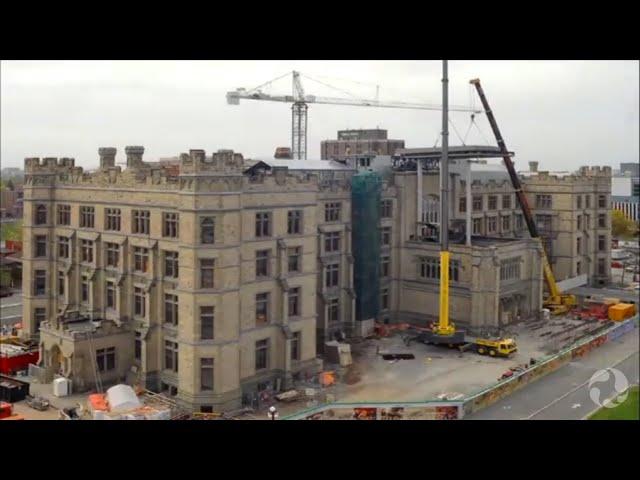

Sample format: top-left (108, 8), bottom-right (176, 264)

top-left (522, 351), bottom-right (638, 420)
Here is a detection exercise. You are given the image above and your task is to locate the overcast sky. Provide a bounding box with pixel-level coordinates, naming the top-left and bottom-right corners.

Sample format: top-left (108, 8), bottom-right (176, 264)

top-left (1, 60), bottom-right (638, 171)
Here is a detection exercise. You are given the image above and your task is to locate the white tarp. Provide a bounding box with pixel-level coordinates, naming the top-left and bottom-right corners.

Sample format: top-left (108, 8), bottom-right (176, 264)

top-left (556, 274), bottom-right (588, 292)
top-left (106, 384), bottom-right (141, 413)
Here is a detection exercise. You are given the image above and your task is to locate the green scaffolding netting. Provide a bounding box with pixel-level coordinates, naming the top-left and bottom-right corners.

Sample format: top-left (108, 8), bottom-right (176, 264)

top-left (351, 171), bottom-right (382, 322)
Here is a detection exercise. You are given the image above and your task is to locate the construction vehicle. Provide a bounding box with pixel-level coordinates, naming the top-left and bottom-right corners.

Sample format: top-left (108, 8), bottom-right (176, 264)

top-left (469, 78), bottom-right (577, 315)
top-left (411, 62), bottom-right (517, 358)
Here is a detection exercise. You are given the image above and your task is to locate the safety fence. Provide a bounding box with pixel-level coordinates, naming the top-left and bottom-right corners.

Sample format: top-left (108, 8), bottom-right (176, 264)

top-left (282, 314), bottom-right (639, 420)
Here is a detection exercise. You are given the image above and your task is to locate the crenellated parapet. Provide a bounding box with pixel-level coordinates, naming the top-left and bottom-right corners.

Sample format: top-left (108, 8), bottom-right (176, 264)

top-left (179, 149), bottom-right (245, 175)
top-left (521, 165), bottom-right (612, 186)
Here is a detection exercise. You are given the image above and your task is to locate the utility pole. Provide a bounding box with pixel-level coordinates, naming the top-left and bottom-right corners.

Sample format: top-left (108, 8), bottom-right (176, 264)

top-left (441, 60), bottom-right (449, 249)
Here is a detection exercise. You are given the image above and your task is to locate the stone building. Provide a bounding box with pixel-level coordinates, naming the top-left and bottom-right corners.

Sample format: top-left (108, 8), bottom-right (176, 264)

top-left (520, 162), bottom-right (612, 286)
top-left (21, 147), bottom-right (357, 411)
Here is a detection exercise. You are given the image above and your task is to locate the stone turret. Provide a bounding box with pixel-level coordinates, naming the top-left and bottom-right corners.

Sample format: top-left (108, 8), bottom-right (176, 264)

top-left (99, 147), bottom-right (117, 169)
top-left (125, 146), bottom-right (145, 168)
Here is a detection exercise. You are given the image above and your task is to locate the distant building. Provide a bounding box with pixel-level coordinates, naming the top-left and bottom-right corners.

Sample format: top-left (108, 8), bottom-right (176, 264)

top-left (0, 186), bottom-right (24, 219)
top-left (611, 162), bottom-right (639, 222)
top-left (321, 129), bottom-right (404, 160)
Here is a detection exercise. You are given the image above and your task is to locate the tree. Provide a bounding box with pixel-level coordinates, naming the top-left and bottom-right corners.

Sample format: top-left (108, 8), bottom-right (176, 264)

top-left (611, 209), bottom-right (637, 239)
top-left (0, 220), bottom-right (22, 242)
top-left (6, 178), bottom-right (14, 191)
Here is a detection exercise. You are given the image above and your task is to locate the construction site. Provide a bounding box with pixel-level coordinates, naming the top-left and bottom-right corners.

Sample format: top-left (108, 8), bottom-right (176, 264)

top-left (2, 61), bottom-right (638, 420)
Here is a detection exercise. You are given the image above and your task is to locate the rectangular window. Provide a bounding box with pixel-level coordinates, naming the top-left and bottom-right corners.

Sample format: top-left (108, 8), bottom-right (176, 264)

top-left (327, 298), bottom-right (339, 323)
top-left (134, 287), bottom-right (146, 317)
top-left (487, 216), bottom-right (497, 233)
top-left (500, 257), bottom-right (521, 282)
top-left (134, 332), bottom-right (141, 361)
top-left (381, 255), bottom-right (390, 278)
top-left (576, 261), bottom-right (582, 276)
top-left (34, 308), bottom-right (46, 331)
top-left (381, 200), bottom-right (392, 218)
top-left (536, 214), bottom-right (552, 232)
top-left (81, 276), bottom-right (89, 303)
top-left (472, 196), bottom-right (483, 212)
top-left (598, 214), bottom-right (606, 228)
top-left (200, 358), bottom-right (214, 392)
top-left (598, 258), bottom-right (606, 276)
top-left (57, 271), bottom-right (65, 297)
top-left (576, 237), bottom-right (582, 255)
top-left (324, 232), bottom-right (341, 253)
top-left (288, 287), bottom-right (300, 317)
top-left (381, 227), bottom-right (392, 246)
top-left (35, 235), bottom-right (47, 257)
top-left (163, 212), bottom-right (179, 238)
top-left (200, 306), bottom-right (214, 340)
top-left (381, 288), bottom-right (390, 310)
top-left (536, 194), bottom-right (552, 209)
top-left (34, 270), bottom-right (46, 296)
top-left (598, 235), bottom-right (606, 252)
top-left (132, 210), bottom-right (150, 234)
top-left (106, 281), bottom-right (115, 309)
top-left (585, 195), bottom-right (591, 208)
top-left (472, 218), bottom-right (482, 235)
top-left (57, 204), bottom-right (71, 225)
top-left (81, 239), bottom-right (94, 263)
top-left (164, 251), bottom-right (179, 278)
top-left (515, 214), bottom-right (524, 231)
top-left (255, 212), bottom-right (271, 238)
top-left (256, 250), bottom-right (270, 277)
top-left (133, 247), bottom-right (149, 273)
top-left (325, 202), bottom-right (342, 222)
top-left (577, 215), bottom-right (582, 230)
top-left (287, 210), bottom-right (302, 235)
top-left (58, 236), bottom-right (70, 259)
top-left (502, 195), bottom-right (511, 209)
top-left (164, 341), bottom-right (178, 373)
top-left (488, 195), bottom-right (497, 210)
top-left (35, 205), bottom-right (47, 225)
top-left (325, 263), bottom-right (339, 288)
top-left (164, 294), bottom-right (178, 326)
top-left (577, 195), bottom-right (582, 209)
top-left (459, 196), bottom-right (466, 213)
top-left (105, 242), bottom-right (119, 267)
top-left (501, 215), bottom-right (511, 232)
top-left (420, 257), bottom-right (460, 282)
top-left (80, 206), bottom-right (94, 228)
top-left (598, 195), bottom-right (607, 209)
top-left (287, 247), bottom-right (301, 273)
top-left (256, 293), bottom-right (270, 325)
top-left (105, 208), bottom-right (121, 231)
top-left (291, 332), bottom-right (301, 362)
top-left (585, 214), bottom-right (591, 229)
top-left (255, 339), bottom-right (269, 371)
top-left (96, 347), bottom-right (116, 373)
top-left (200, 217), bottom-right (215, 244)
top-left (200, 259), bottom-right (215, 288)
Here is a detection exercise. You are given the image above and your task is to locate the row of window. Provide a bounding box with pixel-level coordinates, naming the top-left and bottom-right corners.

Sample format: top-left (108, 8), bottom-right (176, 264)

top-left (471, 215), bottom-right (523, 235)
top-left (419, 257), bottom-right (461, 282)
top-left (460, 194), bottom-right (514, 213)
top-left (576, 194), bottom-right (608, 209)
top-left (576, 234), bottom-right (608, 254)
top-left (34, 202), bottom-right (350, 239)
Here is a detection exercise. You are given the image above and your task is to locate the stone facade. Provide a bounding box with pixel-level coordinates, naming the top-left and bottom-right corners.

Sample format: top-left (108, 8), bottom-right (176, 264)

top-left (22, 148), bottom-right (352, 411)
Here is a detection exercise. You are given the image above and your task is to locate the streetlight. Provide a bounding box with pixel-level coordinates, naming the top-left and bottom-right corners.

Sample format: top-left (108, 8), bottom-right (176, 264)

top-left (268, 405), bottom-right (278, 420)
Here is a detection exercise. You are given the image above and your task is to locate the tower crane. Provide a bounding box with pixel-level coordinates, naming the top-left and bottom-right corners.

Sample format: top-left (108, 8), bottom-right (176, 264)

top-left (226, 70), bottom-right (481, 160)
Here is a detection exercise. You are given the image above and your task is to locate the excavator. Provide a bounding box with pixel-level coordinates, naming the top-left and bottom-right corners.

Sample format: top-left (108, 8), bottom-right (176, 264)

top-left (469, 78), bottom-right (577, 315)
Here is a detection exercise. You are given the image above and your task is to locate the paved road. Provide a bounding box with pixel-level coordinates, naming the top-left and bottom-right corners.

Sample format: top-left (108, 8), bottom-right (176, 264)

top-left (467, 328), bottom-right (639, 420)
top-left (0, 292), bottom-right (22, 327)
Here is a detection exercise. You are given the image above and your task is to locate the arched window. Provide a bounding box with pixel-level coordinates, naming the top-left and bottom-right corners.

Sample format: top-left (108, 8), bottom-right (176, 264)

top-left (200, 218), bottom-right (215, 244)
top-left (35, 204), bottom-right (47, 225)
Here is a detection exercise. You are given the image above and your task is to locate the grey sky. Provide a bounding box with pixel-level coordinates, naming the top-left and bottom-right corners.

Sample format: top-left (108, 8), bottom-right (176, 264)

top-left (1, 60), bottom-right (638, 171)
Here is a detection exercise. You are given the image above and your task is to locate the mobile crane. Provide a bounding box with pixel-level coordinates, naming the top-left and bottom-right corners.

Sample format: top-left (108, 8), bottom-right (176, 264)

top-left (411, 62), bottom-right (517, 358)
top-left (469, 78), bottom-right (577, 315)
